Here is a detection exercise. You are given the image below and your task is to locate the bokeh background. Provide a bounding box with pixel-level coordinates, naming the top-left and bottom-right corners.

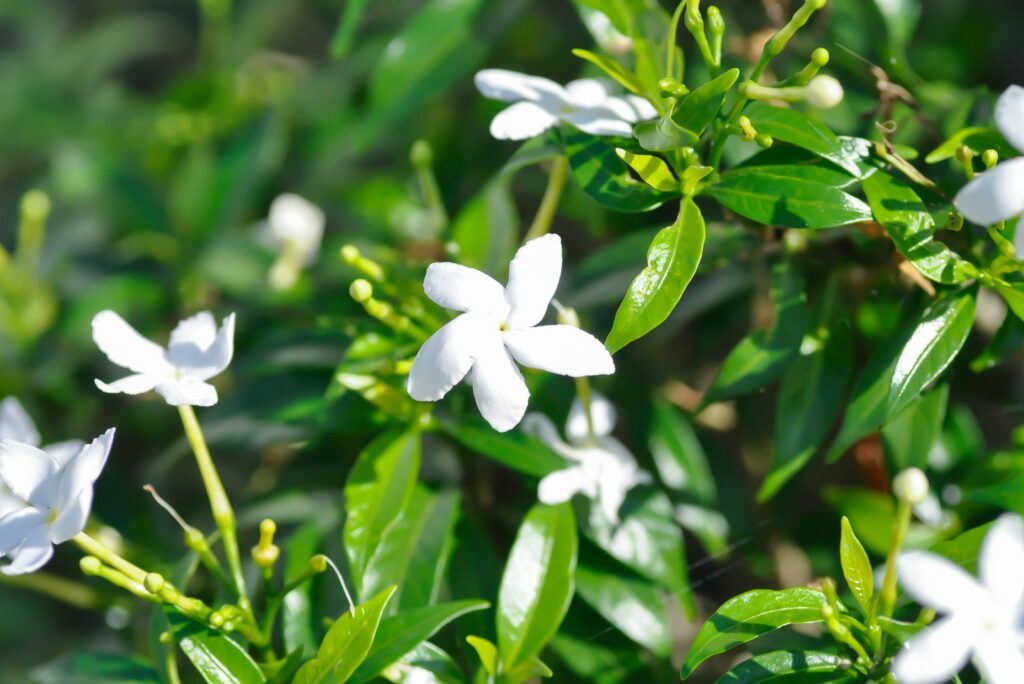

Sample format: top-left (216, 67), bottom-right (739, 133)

top-left (2, 0), bottom-right (1024, 681)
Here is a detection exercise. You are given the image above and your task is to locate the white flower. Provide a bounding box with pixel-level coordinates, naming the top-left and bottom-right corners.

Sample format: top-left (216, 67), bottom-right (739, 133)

top-left (474, 69), bottom-right (656, 141)
top-left (523, 393), bottom-right (651, 524)
top-left (954, 85), bottom-right (1024, 229)
top-left (893, 513), bottom-right (1024, 684)
top-left (407, 234), bottom-right (614, 432)
top-left (0, 428), bottom-right (115, 575)
top-left (92, 310), bottom-right (236, 407)
top-left (263, 193), bottom-right (325, 290)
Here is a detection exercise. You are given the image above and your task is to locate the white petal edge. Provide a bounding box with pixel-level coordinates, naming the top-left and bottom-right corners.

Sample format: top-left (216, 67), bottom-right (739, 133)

top-left (155, 379), bottom-right (218, 407)
top-left (0, 398), bottom-right (39, 446)
top-left (407, 314), bottom-right (489, 402)
top-left (972, 626), bottom-right (1024, 684)
top-left (504, 325), bottom-right (615, 377)
top-left (469, 339), bottom-right (529, 432)
top-left (897, 550), bottom-right (989, 615)
top-left (0, 441), bottom-right (58, 508)
top-left (422, 263), bottom-right (509, 320)
top-left (489, 102), bottom-right (559, 141)
top-left (979, 513), bottom-right (1024, 607)
top-left (565, 391), bottom-right (617, 443)
top-left (169, 311), bottom-right (218, 350)
top-left (563, 107), bottom-right (636, 137)
top-left (168, 313), bottom-right (236, 381)
top-left (520, 412), bottom-right (576, 461)
top-left (91, 310), bottom-right (171, 375)
top-left (953, 157), bottom-right (1024, 227)
top-left (0, 507), bottom-right (46, 555)
top-left (538, 467), bottom-right (591, 505)
top-left (95, 374), bottom-right (160, 396)
top-left (54, 429), bottom-right (114, 528)
top-left (995, 85), bottom-right (1024, 154)
top-left (1, 526), bottom-right (53, 575)
top-left (891, 617), bottom-right (973, 684)
top-left (504, 234), bottom-right (562, 329)
top-left (474, 69), bottom-right (566, 107)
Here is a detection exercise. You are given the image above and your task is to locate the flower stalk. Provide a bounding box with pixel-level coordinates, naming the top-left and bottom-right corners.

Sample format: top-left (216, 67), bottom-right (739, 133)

top-left (524, 156), bottom-right (569, 243)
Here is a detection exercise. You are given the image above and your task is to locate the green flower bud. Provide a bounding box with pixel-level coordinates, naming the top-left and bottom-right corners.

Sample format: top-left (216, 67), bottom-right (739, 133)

top-left (410, 140), bottom-right (433, 168)
top-left (20, 190), bottom-right (51, 224)
top-left (143, 573), bottom-right (166, 594)
top-left (310, 554), bottom-right (329, 573)
top-left (982, 149), bottom-right (999, 169)
top-left (80, 556), bottom-right (103, 576)
top-left (811, 47), bottom-right (830, 66)
top-left (349, 279), bottom-right (373, 303)
top-left (658, 78), bottom-right (689, 98)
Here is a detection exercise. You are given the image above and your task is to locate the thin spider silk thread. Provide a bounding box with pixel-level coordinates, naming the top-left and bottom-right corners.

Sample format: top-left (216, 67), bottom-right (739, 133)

top-left (322, 556), bottom-right (357, 617)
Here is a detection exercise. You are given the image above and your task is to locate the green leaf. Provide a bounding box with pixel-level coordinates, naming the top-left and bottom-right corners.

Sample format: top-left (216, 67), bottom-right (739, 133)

top-left (634, 116), bottom-right (699, 152)
top-left (759, 278), bottom-right (850, 500)
top-left (563, 125), bottom-right (675, 212)
top-left (32, 653), bottom-right (161, 684)
top-left (964, 474), bottom-right (1024, 516)
top-left (451, 178), bottom-right (519, 277)
top-left (378, 642), bottom-right (466, 684)
top-left (575, 565), bottom-right (670, 655)
top-left (165, 610), bottom-right (267, 684)
top-left (605, 197), bottom-right (705, 352)
top-left (881, 384), bottom-right (949, 471)
top-left (329, 0), bottom-right (370, 57)
top-left (824, 487), bottom-right (947, 555)
top-left (743, 103), bottom-right (865, 177)
top-left (571, 48), bottom-right (644, 95)
top-left (615, 149), bottom-right (680, 192)
top-left (439, 419), bottom-right (564, 477)
top-left (862, 172), bottom-right (979, 283)
top-left (930, 522), bottom-right (992, 574)
top-left (344, 429), bottom-right (422, 593)
top-left (283, 523), bottom-right (328, 655)
top-left (671, 68), bottom-right (740, 136)
top-left (972, 310), bottom-right (1024, 371)
top-left (649, 399), bottom-right (717, 506)
top-left (708, 166), bottom-right (872, 229)
top-left (839, 517), bottom-right (873, 614)
top-left (466, 635), bottom-right (498, 676)
top-left (503, 655), bottom-right (553, 683)
top-left (680, 588), bottom-right (827, 679)
top-left (293, 587), bottom-right (396, 684)
top-left (497, 503), bottom-right (578, 672)
top-left (705, 259), bottom-right (806, 405)
top-left (715, 650), bottom-right (849, 683)
top-left (925, 127), bottom-right (1017, 164)
top-left (348, 600), bottom-right (489, 684)
top-left (870, 0), bottom-right (921, 49)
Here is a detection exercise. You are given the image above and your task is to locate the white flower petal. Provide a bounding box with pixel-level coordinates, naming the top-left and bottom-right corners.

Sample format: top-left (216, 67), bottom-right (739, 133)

top-left (155, 379), bottom-right (218, 407)
top-left (538, 467), bottom-right (591, 505)
top-left (623, 95), bottom-right (658, 121)
top-left (0, 398), bottom-right (39, 446)
top-left (92, 310), bottom-right (172, 375)
top-left (979, 513), bottom-right (1024, 606)
top-left (0, 484), bottom-right (23, 518)
top-left (1, 526), bottom-right (53, 575)
top-left (95, 373), bottom-right (161, 396)
top-left (565, 78), bottom-right (613, 107)
top-left (469, 339), bottom-right (529, 432)
top-left (268, 193), bottom-right (324, 262)
top-left (0, 507), bottom-right (45, 555)
top-left (563, 107), bottom-right (636, 137)
top-left (42, 440), bottom-right (85, 468)
top-left (475, 69), bottom-right (567, 108)
top-left (953, 157), bottom-right (1024, 226)
top-left (423, 263), bottom-right (509, 320)
top-left (48, 490), bottom-right (90, 544)
top-left (504, 234), bottom-right (562, 329)
top-left (407, 314), bottom-right (489, 402)
top-left (897, 551), bottom-right (989, 615)
top-left (995, 85), bottom-right (1024, 154)
top-left (55, 429), bottom-right (113, 525)
top-left (972, 626), bottom-right (1024, 684)
top-left (892, 617), bottom-right (973, 684)
top-left (520, 412), bottom-right (577, 461)
top-left (167, 313), bottom-right (235, 381)
top-left (490, 102), bottom-right (559, 141)
top-left (597, 475), bottom-right (629, 524)
top-left (566, 391), bottom-right (617, 443)
top-left (504, 325), bottom-right (615, 377)
top-left (0, 441), bottom-right (58, 509)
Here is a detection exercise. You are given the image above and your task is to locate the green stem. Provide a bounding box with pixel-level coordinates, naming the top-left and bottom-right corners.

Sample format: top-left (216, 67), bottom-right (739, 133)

top-left (879, 499), bottom-right (913, 619)
top-left (523, 156), bottom-right (569, 243)
top-left (575, 376), bottom-right (598, 446)
top-left (73, 533), bottom-right (147, 584)
top-left (0, 571), bottom-right (105, 610)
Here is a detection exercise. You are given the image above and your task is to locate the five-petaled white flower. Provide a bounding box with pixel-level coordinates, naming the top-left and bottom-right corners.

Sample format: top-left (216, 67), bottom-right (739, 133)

top-left (893, 513), bottom-right (1024, 684)
top-left (263, 193), bottom-right (325, 290)
top-left (475, 69), bottom-right (656, 141)
top-left (92, 310), bottom-right (235, 407)
top-left (523, 392), bottom-right (651, 524)
top-left (407, 234), bottom-right (614, 432)
top-left (0, 428), bottom-right (115, 575)
top-left (955, 86), bottom-right (1024, 233)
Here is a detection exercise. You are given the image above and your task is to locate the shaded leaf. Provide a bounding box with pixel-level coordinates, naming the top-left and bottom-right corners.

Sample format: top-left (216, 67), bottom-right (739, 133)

top-left (715, 650), bottom-right (849, 683)
top-left (672, 69), bottom-right (740, 136)
top-left (563, 125), bottom-right (674, 212)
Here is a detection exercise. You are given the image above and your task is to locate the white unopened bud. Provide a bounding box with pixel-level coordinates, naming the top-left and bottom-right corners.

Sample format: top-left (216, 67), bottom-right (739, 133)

top-left (893, 468), bottom-right (929, 505)
top-left (805, 75), bottom-right (844, 109)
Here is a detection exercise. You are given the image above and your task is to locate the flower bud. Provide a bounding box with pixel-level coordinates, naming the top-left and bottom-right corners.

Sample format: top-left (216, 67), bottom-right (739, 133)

top-left (80, 556), bottom-right (103, 576)
top-left (209, 611), bottom-right (226, 628)
top-left (893, 467), bottom-right (929, 505)
top-left (340, 244), bottom-right (360, 263)
top-left (982, 149), bottom-right (999, 169)
top-left (410, 140), bottom-right (433, 168)
top-left (349, 279), bottom-right (373, 303)
top-left (658, 78), bottom-right (689, 98)
top-left (811, 47), bottom-right (830, 67)
top-left (707, 6), bottom-right (724, 35)
top-left (805, 75), bottom-right (843, 109)
top-left (252, 518), bottom-right (281, 570)
top-left (955, 145), bottom-right (975, 166)
top-left (21, 190), bottom-right (51, 224)
top-left (144, 573), bottom-right (166, 594)
top-left (309, 554), bottom-right (329, 573)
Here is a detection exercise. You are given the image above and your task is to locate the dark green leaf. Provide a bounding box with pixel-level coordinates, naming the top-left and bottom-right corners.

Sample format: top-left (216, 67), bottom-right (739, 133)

top-left (715, 650), bottom-right (849, 683)
top-left (743, 104), bottom-right (865, 177)
top-left (971, 312), bottom-right (1024, 371)
top-left (882, 384), bottom-right (949, 471)
top-left (649, 399), bottom-right (717, 506)
top-left (930, 522), bottom-right (992, 574)
top-left (32, 653), bottom-right (161, 684)
top-left (283, 523), bottom-right (328, 655)
top-left (964, 474), bottom-right (1024, 516)
top-left (451, 178), bottom-right (518, 277)
top-left (563, 125), bottom-right (674, 212)
top-left (605, 197), bottom-right (705, 352)
top-left (671, 69), bottom-right (740, 136)
top-left (575, 565), bottom-right (670, 655)
top-left (839, 517), bottom-right (873, 614)
top-left (680, 588), bottom-right (827, 678)
top-left (165, 610), bottom-right (267, 684)
top-left (293, 587), bottom-right (396, 684)
top-left (398, 490), bottom-right (461, 610)
top-left (377, 642), bottom-right (466, 684)
top-left (925, 127), bottom-right (1016, 164)
top-left (438, 419), bottom-right (564, 477)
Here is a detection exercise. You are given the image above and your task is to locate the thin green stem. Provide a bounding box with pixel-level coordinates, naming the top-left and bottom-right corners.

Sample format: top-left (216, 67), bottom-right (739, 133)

top-left (523, 156), bottom-right (569, 243)
top-left (879, 499), bottom-right (913, 619)
top-left (0, 571), bottom-right (105, 610)
top-left (73, 532), bottom-right (147, 584)
top-left (575, 376), bottom-right (598, 446)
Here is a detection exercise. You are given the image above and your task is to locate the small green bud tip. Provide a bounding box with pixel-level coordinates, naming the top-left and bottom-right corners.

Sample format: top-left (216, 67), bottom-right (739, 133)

top-left (756, 134), bottom-right (774, 148)
top-left (340, 244), bottom-right (360, 263)
top-left (657, 78), bottom-right (688, 97)
top-left (893, 468), bottom-right (929, 505)
top-left (259, 519), bottom-right (276, 545)
top-left (349, 279), bottom-right (373, 303)
top-left (310, 554), bottom-right (329, 573)
top-left (209, 612), bottom-right (226, 628)
top-left (184, 527), bottom-right (205, 549)
top-left (812, 48), bottom-right (830, 66)
top-left (955, 145), bottom-right (975, 164)
top-left (948, 212), bottom-right (965, 231)
top-left (21, 189), bottom-right (51, 222)
top-left (144, 573), bottom-right (166, 594)
top-left (410, 140), bottom-right (433, 168)
top-left (809, 0), bottom-right (827, 8)
top-left (707, 6), bottom-right (724, 32)
top-left (223, 621), bottom-right (237, 632)
top-left (805, 75), bottom-right (844, 109)
top-left (821, 577), bottom-right (837, 593)
top-left (821, 604), bottom-right (835, 619)
top-left (983, 149), bottom-right (999, 169)
top-left (159, 631), bottom-right (174, 645)
top-left (80, 556), bottom-right (103, 575)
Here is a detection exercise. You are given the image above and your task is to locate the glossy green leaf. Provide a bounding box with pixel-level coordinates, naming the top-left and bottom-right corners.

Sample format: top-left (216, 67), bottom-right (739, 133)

top-left (634, 116), bottom-right (699, 152)
top-left (705, 259), bottom-right (806, 405)
top-left (348, 600), bottom-right (489, 684)
top-left (882, 383), bottom-right (949, 471)
top-left (839, 517), bottom-right (873, 614)
top-left (283, 523), bottom-right (328, 655)
top-left (615, 149), bottom-right (679, 192)
top-left (439, 419), bottom-right (564, 477)
top-left (743, 103), bottom-right (864, 177)
top-left (605, 197), bottom-right (705, 352)
top-left (708, 166), bottom-right (872, 229)
top-left (165, 610), bottom-right (267, 684)
top-left (378, 642), bottom-right (466, 684)
top-left (293, 587), bottom-right (396, 684)
top-left (671, 69), bottom-right (740, 136)
top-left (497, 503), bottom-right (578, 672)
top-left (759, 279), bottom-right (850, 500)
top-left (344, 429), bottom-right (422, 593)
top-left (32, 653), bottom-right (161, 684)
top-left (715, 650), bottom-right (849, 683)
top-left (649, 399), bottom-right (717, 506)
top-left (876, 616), bottom-right (925, 643)
top-left (680, 588), bottom-right (827, 678)
top-left (930, 522), bottom-right (992, 574)
top-left (862, 172), bottom-right (979, 283)
top-left (575, 565), bottom-right (670, 655)
top-left (571, 48), bottom-right (644, 95)
top-left (466, 635), bottom-right (498, 677)
top-left (563, 125), bottom-right (675, 212)
top-left (925, 127), bottom-right (1017, 164)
